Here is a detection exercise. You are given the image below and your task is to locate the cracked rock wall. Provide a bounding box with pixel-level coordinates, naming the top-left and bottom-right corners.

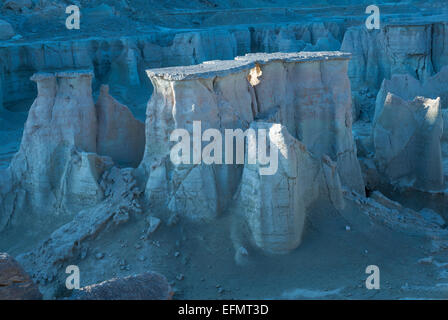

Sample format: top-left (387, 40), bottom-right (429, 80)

top-left (341, 22), bottom-right (448, 119)
top-left (374, 95), bottom-right (444, 192)
top-left (234, 122), bottom-right (344, 254)
top-left (0, 22), bottom-right (345, 112)
top-left (139, 51), bottom-right (364, 226)
top-left (0, 70), bottom-right (144, 231)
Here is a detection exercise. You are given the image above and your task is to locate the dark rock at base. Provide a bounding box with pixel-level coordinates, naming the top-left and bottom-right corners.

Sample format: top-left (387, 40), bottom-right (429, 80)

top-left (0, 253), bottom-right (42, 300)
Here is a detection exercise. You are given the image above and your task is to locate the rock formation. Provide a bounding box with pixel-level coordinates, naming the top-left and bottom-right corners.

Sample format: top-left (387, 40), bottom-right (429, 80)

top-left (236, 52), bottom-right (364, 194)
top-left (139, 51), bottom-right (364, 225)
top-left (96, 85), bottom-right (145, 168)
top-left (234, 122), bottom-right (344, 254)
top-left (0, 22), bottom-right (344, 112)
top-left (374, 68), bottom-right (448, 112)
top-left (0, 253), bottom-right (42, 300)
top-left (2, 0), bottom-right (448, 300)
top-left (0, 71), bottom-right (104, 230)
top-left (373, 94), bottom-right (444, 191)
top-left (0, 71), bottom-right (144, 232)
top-left (341, 22), bottom-right (448, 120)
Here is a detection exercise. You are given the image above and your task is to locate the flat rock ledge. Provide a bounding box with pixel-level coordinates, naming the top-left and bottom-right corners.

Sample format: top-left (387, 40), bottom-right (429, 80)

top-left (146, 51), bottom-right (351, 81)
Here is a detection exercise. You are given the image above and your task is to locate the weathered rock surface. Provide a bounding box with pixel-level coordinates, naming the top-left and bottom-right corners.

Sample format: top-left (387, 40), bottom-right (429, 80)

top-left (0, 253), bottom-right (42, 300)
top-left (341, 22), bottom-right (448, 119)
top-left (374, 68), bottom-right (448, 112)
top-left (234, 122), bottom-right (344, 254)
top-left (139, 51), bottom-right (363, 223)
top-left (72, 272), bottom-right (173, 300)
top-left (0, 71), bottom-right (104, 230)
top-left (96, 85), bottom-right (145, 167)
top-left (0, 22), bottom-right (344, 112)
top-left (141, 58), bottom-right (254, 222)
top-left (373, 94), bottom-right (444, 191)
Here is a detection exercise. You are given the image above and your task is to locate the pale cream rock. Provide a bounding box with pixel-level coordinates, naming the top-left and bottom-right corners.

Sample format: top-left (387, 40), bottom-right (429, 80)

top-left (234, 122), bottom-right (344, 254)
top-left (140, 59), bottom-right (255, 222)
top-left (0, 70), bottom-right (147, 231)
top-left (11, 71), bottom-right (101, 212)
top-left (96, 85), bottom-right (145, 167)
top-left (0, 71), bottom-right (106, 230)
top-left (341, 23), bottom-right (448, 119)
top-left (346, 190), bottom-right (448, 238)
top-left (374, 67), bottom-right (448, 114)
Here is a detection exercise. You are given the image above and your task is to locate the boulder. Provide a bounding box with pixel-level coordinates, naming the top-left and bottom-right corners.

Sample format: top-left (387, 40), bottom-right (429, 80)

top-left (0, 71), bottom-right (147, 232)
top-left (139, 51), bottom-right (364, 222)
top-left (341, 23), bottom-right (448, 119)
top-left (373, 94), bottom-right (443, 191)
top-left (0, 253), bottom-right (42, 300)
top-left (96, 85), bottom-right (145, 167)
top-left (234, 122), bottom-right (344, 254)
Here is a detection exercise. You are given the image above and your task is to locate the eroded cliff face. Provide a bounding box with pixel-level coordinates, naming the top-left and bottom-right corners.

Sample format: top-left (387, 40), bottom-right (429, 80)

top-left (374, 94), bottom-right (444, 191)
top-left (236, 52), bottom-right (364, 194)
top-left (139, 58), bottom-right (256, 222)
top-left (0, 50), bottom-right (370, 295)
top-left (341, 22), bottom-right (448, 120)
top-left (352, 64), bottom-right (448, 194)
top-left (234, 122), bottom-right (344, 254)
top-left (0, 22), bottom-right (345, 113)
top-left (1, 0), bottom-right (448, 299)
top-left (96, 85), bottom-right (145, 168)
top-left (0, 71), bottom-right (143, 232)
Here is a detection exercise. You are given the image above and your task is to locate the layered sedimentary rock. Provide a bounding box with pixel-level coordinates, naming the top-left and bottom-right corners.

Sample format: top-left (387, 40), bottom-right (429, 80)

top-left (139, 51), bottom-right (364, 226)
top-left (234, 122), bottom-right (344, 254)
top-left (0, 70), bottom-right (144, 231)
top-left (0, 71), bottom-right (105, 230)
top-left (374, 68), bottom-right (448, 112)
top-left (96, 85), bottom-right (145, 167)
top-left (346, 190), bottom-right (448, 238)
top-left (373, 94), bottom-right (444, 191)
top-left (140, 58), bottom-right (255, 222)
top-left (0, 22), bottom-right (344, 112)
top-left (236, 52), bottom-right (364, 194)
top-left (341, 22), bottom-right (448, 119)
